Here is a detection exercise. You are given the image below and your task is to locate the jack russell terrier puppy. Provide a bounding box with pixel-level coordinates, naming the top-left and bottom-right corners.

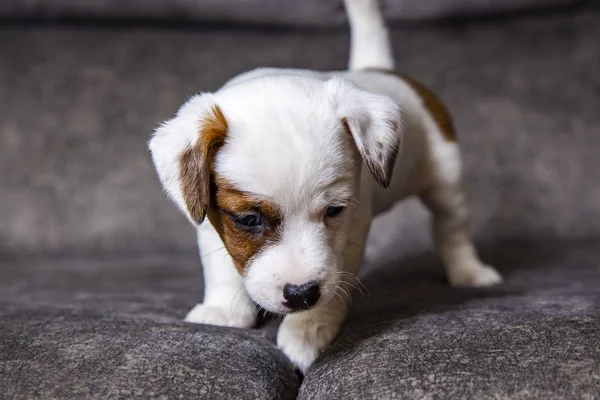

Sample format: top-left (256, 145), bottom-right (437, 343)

top-left (149, 0), bottom-right (503, 372)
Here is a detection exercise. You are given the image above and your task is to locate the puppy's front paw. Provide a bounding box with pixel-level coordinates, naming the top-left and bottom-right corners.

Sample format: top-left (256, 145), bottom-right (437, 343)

top-left (277, 313), bottom-right (342, 373)
top-left (184, 303), bottom-right (255, 329)
top-left (449, 262), bottom-right (503, 288)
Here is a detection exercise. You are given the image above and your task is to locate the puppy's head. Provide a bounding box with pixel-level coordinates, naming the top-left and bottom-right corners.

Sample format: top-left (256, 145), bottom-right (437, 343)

top-left (149, 75), bottom-right (402, 314)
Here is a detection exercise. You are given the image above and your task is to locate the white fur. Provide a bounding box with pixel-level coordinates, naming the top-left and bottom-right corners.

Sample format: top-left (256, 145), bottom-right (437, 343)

top-left (214, 76), bottom-right (370, 316)
top-left (344, 0), bottom-right (395, 70)
top-left (148, 94), bottom-right (218, 225)
top-left (185, 220), bottom-right (256, 328)
top-left (148, 0), bottom-right (502, 373)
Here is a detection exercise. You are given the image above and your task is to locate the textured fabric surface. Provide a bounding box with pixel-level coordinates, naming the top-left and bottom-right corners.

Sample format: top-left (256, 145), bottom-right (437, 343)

top-left (1, 244), bottom-right (598, 398)
top-left (0, 0), bottom-right (587, 27)
top-left (0, 255), bottom-right (297, 400)
top-left (0, 312), bottom-right (299, 399)
top-left (301, 240), bottom-right (600, 399)
top-left (1, 4), bottom-right (600, 400)
top-left (1, 7), bottom-right (599, 256)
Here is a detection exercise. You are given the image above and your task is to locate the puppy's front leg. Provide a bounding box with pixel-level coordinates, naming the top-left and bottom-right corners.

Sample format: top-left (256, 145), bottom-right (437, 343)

top-left (278, 208), bottom-right (371, 373)
top-left (185, 221), bottom-right (256, 328)
top-left (277, 294), bottom-right (347, 374)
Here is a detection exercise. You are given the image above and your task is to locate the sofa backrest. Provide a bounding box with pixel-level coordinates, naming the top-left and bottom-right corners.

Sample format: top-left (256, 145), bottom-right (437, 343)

top-left (1, 10), bottom-right (598, 256)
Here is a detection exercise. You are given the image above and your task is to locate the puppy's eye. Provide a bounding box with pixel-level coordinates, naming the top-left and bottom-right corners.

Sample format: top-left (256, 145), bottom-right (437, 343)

top-left (325, 205), bottom-right (345, 218)
top-left (233, 214), bottom-right (264, 232)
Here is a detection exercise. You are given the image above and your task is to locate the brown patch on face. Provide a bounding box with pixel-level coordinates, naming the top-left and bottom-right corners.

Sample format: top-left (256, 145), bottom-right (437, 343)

top-left (179, 105), bottom-right (228, 224)
top-left (365, 68), bottom-right (457, 142)
top-left (207, 175), bottom-right (282, 274)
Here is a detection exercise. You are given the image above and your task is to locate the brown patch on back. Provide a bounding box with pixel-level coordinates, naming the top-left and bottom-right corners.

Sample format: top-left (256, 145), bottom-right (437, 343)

top-left (179, 105), bottom-right (228, 224)
top-left (364, 68), bottom-right (457, 142)
top-left (207, 175), bottom-right (282, 274)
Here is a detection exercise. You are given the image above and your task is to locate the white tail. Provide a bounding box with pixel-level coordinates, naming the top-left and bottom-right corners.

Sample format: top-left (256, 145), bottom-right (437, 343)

top-left (343, 0), bottom-right (395, 71)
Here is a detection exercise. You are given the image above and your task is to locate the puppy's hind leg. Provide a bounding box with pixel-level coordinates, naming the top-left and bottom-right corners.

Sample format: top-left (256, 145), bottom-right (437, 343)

top-left (419, 141), bottom-right (502, 288)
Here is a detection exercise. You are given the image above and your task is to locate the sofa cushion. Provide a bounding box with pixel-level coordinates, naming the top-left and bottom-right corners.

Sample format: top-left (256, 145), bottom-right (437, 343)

top-left (0, 311), bottom-right (299, 400)
top-left (0, 255), bottom-right (297, 399)
top-left (300, 240), bottom-right (600, 399)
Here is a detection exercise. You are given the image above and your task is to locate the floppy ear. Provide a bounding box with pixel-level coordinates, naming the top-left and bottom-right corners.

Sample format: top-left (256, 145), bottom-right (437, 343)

top-left (327, 77), bottom-right (403, 188)
top-left (148, 94), bottom-right (228, 225)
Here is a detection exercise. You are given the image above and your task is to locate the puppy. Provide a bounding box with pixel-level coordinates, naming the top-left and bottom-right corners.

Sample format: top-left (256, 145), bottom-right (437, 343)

top-left (148, 0), bottom-right (502, 372)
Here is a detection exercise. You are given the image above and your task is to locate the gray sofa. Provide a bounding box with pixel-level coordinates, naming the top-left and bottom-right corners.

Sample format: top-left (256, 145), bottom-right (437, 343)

top-left (0, 0), bottom-right (588, 26)
top-left (0, 0), bottom-right (594, 27)
top-left (1, 2), bottom-right (599, 399)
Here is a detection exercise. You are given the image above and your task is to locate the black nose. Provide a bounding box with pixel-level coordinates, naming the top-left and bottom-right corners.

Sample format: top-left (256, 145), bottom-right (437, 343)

top-left (282, 282), bottom-right (321, 310)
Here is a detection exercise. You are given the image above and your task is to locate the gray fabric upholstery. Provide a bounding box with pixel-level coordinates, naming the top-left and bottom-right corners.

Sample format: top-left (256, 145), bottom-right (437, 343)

top-left (0, 0), bottom-right (587, 27)
top-left (0, 310), bottom-right (298, 399)
top-left (1, 3), bottom-right (599, 399)
top-left (1, 7), bottom-right (599, 256)
top-left (0, 255), bottom-right (296, 399)
top-left (301, 240), bottom-right (600, 399)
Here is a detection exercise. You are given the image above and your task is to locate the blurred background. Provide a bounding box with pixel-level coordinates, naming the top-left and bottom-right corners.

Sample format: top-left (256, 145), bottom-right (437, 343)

top-left (1, 1), bottom-right (599, 398)
top-left (1, 0), bottom-right (597, 257)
